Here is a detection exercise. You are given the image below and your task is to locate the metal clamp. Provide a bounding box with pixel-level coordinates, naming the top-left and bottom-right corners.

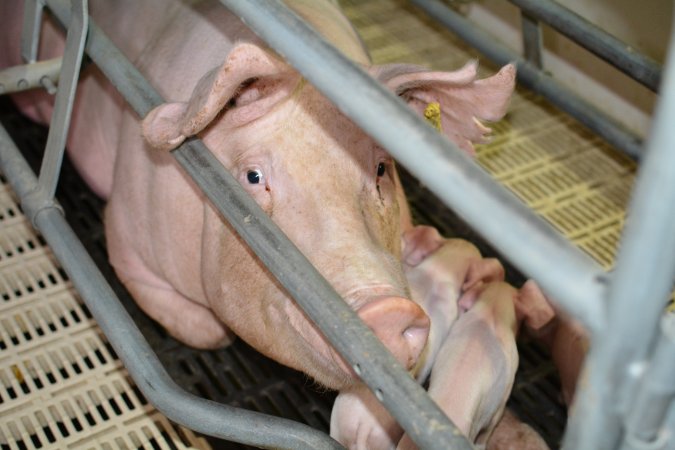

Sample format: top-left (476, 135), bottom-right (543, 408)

top-left (0, 57), bottom-right (61, 95)
top-left (21, 0), bottom-right (45, 64)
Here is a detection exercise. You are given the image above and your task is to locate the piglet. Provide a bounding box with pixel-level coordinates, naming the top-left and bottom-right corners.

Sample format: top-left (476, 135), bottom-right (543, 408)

top-left (397, 281), bottom-right (521, 449)
top-left (331, 226), bottom-right (555, 449)
top-left (331, 226), bottom-right (511, 449)
top-left (402, 225), bottom-right (507, 382)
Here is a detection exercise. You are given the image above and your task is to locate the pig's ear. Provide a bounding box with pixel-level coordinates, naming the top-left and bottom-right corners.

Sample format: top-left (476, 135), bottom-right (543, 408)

top-left (373, 62), bottom-right (516, 156)
top-left (142, 43), bottom-right (297, 151)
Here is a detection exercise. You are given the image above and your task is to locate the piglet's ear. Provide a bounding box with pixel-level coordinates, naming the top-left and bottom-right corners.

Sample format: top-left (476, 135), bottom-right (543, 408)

top-left (374, 62), bottom-right (516, 156)
top-left (142, 43), bottom-right (297, 151)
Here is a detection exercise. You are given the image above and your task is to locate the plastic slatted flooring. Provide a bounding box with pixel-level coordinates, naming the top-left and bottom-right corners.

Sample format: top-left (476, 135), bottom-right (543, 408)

top-left (0, 160), bottom-right (212, 448)
top-left (2, 0), bottom-right (670, 449)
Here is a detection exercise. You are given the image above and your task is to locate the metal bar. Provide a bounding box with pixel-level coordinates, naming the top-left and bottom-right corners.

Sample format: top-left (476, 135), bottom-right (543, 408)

top-left (20, 0), bottom-right (43, 63)
top-left (0, 123), bottom-right (342, 450)
top-left (521, 12), bottom-right (543, 68)
top-left (620, 314), bottom-right (675, 450)
top-left (507, 0), bottom-right (662, 92)
top-left (409, 0), bottom-right (644, 160)
top-left (665, 404), bottom-right (675, 449)
top-left (37, 0), bottom-right (87, 201)
top-left (42, 1), bottom-right (471, 448)
top-left (563, 24), bottom-right (675, 450)
top-left (0, 57), bottom-right (61, 95)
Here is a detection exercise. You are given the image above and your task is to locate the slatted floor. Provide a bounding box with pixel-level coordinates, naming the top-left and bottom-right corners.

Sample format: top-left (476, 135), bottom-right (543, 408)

top-left (1, 0), bottom-right (670, 449)
top-left (0, 161), bottom-right (212, 449)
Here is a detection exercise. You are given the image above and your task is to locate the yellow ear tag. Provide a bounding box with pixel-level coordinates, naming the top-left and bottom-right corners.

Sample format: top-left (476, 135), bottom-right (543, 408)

top-left (424, 102), bottom-right (442, 133)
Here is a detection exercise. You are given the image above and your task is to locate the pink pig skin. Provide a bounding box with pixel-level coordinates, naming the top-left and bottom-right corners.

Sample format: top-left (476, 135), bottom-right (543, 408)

top-left (331, 229), bottom-right (552, 450)
top-left (486, 409), bottom-right (550, 450)
top-left (518, 281), bottom-right (589, 407)
top-left (331, 227), bottom-right (512, 449)
top-left (0, 0), bottom-right (515, 390)
top-left (398, 282), bottom-right (521, 449)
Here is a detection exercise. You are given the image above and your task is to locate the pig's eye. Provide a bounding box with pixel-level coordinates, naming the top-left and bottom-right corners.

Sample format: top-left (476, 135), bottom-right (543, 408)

top-left (377, 162), bottom-right (386, 177)
top-left (246, 169), bottom-right (264, 184)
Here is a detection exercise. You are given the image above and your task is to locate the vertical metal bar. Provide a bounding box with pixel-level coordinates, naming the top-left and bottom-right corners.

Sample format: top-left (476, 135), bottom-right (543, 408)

top-left (563, 23), bottom-right (675, 450)
top-left (507, 0), bottom-right (662, 91)
top-left (620, 314), bottom-right (675, 450)
top-left (408, 0), bottom-right (643, 160)
top-left (665, 404), bottom-right (675, 448)
top-left (521, 12), bottom-right (543, 68)
top-left (0, 123), bottom-right (343, 450)
top-left (21, 0), bottom-right (44, 63)
top-left (37, 0), bottom-right (87, 201)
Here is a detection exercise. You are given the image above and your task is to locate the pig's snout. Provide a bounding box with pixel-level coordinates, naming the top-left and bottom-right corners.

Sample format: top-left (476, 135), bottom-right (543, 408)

top-left (357, 297), bottom-right (430, 370)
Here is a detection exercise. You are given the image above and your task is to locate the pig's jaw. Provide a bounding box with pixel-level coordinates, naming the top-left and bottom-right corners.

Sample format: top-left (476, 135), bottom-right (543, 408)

top-left (281, 288), bottom-right (430, 390)
top-left (280, 296), bottom-right (359, 390)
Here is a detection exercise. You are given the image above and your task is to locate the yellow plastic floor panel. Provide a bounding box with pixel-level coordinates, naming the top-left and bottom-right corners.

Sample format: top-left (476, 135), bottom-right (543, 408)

top-left (0, 180), bottom-right (210, 449)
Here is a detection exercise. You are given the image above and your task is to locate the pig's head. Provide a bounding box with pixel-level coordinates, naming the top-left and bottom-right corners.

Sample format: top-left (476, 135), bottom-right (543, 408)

top-left (142, 43), bottom-right (515, 389)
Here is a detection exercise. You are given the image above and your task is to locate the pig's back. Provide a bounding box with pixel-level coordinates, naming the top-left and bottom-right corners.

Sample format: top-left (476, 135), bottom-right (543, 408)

top-left (71, 0), bottom-right (256, 198)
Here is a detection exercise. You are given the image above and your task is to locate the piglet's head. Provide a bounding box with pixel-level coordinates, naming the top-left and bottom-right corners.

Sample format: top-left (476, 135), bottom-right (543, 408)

top-left (372, 61), bottom-right (516, 156)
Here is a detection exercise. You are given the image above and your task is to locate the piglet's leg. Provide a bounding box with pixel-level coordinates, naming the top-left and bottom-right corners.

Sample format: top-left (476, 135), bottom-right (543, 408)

top-left (514, 280), bottom-right (556, 335)
top-left (398, 282), bottom-right (519, 450)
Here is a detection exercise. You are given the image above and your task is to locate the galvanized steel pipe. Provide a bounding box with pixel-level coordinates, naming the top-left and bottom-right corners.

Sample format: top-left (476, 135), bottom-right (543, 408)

top-left (38, 0), bottom-right (87, 201)
top-left (563, 24), bottom-right (675, 450)
top-left (621, 314), bottom-right (675, 449)
top-left (507, 0), bottom-right (662, 92)
top-left (521, 12), bottom-right (543, 68)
